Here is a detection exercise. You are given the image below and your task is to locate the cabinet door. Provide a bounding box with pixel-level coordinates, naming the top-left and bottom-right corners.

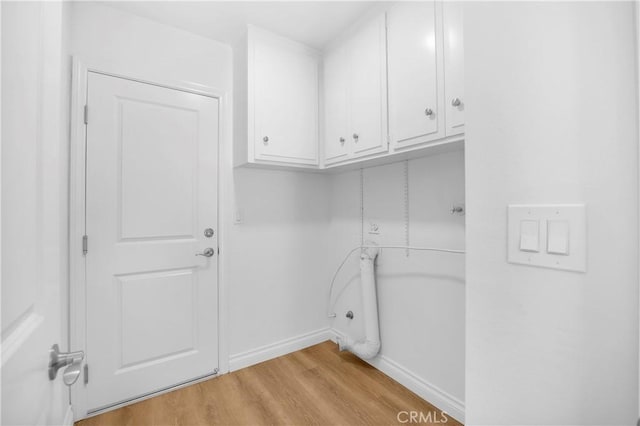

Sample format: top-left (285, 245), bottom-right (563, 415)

top-left (323, 44), bottom-right (350, 165)
top-left (348, 14), bottom-right (388, 159)
top-left (252, 32), bottom-right (319, 165)
top-left (443, 1), bottom-right (464, 136)
top-left (388, 1), bottom-right (443, 149)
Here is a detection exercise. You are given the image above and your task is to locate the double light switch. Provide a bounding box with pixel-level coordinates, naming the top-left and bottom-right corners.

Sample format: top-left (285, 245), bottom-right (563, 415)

top-left (519, 219), bottom-right (569, 255)
top-left (508, 204), bottom-right (586, 272)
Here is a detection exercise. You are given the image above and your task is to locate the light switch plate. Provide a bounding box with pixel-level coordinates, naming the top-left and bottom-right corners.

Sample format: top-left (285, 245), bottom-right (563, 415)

top-left (507, 204), bottom-right (586, 272)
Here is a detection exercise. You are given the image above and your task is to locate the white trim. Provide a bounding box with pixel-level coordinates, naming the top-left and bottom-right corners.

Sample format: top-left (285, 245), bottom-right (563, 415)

top-left (636, 0), bottom-right (640, 419)
top-left (68, 57), bottom-right (89, 420)
top-left (62, 405), bottom-right (74, 426)
top-left (84, 371), bottom-right (219, 420)
top-left (68, 57), bottom-right (229, 419)
top-left (217, 80), bottom-right (232, 377)
top-left (330, 329), bottom-right (465, 424)
top-left (229, 328), bottom-right (333, 372)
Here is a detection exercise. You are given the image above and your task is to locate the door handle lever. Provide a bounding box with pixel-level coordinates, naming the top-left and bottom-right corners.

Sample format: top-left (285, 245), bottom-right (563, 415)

top-left (49, 344), bottom-right (84, 386)
top-left (196, 248), bottom-right (215, 257)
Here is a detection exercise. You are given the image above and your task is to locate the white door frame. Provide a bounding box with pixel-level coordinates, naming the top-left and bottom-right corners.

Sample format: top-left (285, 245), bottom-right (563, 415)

top-left (636, 1), bottom-right (640, 421)
top-left (68, 57), bottom-right (230, 420)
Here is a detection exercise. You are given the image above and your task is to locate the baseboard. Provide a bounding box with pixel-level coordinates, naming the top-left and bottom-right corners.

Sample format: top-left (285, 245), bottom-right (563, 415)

top-left (63, 405), bottom-right (74, 426)
top-left (229, 327), bottom-right (333, 372)
top-left (330, 329), bottom-right (465, 424)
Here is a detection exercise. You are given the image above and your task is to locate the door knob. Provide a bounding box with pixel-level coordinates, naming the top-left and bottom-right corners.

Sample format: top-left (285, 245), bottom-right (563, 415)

top-left (424, 108), bottom-right (433, 116)
top-left (263, 136), bottom-right (269, 144)
top-left (196, 248), bottom-right (215, 257)
top-left (451, 98), bottom-right (462, 107)
top-left (48, 344), bottom-right (84, 386)
top-left (339, 137), bottom-right (345, 145)
top-left (353, 133), bottom-right (359, 143)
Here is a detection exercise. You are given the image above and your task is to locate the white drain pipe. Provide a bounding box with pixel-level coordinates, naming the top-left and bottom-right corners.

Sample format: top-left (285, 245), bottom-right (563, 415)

top-left (338, 244), bottom-right (381, 359)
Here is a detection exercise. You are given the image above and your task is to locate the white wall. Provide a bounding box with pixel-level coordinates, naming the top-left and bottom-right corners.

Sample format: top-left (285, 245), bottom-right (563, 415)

top-left (465, 2), bottom-right (638, 425)
top-left (69, 3), bottom-right (231, 90)
top-left (69, 2), bottom-right (332, 377)
top-left (329, 151), bottom-right (466, 419)
top-left (228, 168), bottom-right (331, 362)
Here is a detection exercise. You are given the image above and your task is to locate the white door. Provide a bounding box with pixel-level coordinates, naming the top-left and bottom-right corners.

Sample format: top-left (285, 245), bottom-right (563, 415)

top-left (349, 13), bottom-right (388, 159)
top-left (85, 72), bottom-right (219, 412)
top-left (2, 2), bottom-right (70, 425)
top-left (323, 44), bottom-right (350, 165)
top-left (252, 28), bottom-right (319, 166)
top-left (388, 1), bottom-right (444, 148)
top-left (443, 1), bottom-right (465, 136)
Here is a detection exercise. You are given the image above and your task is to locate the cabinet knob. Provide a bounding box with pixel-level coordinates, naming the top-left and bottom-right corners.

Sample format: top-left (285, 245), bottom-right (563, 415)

top-left (353, 133), bottom-right (359, 143)
top-left (424, 108), bottom-right (433, 117)
top-left (263, 136), bottom-right (269, 144)
top-left (451, 98), bottom-right (462, 107)
top-left (339, 137), bottom-right (345, 145)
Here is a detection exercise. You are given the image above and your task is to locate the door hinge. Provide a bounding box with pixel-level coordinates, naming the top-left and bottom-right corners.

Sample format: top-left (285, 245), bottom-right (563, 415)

top-left (84, 105), bottom-right (89, 125)
top-left (84, 363), bottom-right (89, 385)
top-left (82, 235), bottom-right (88, 255)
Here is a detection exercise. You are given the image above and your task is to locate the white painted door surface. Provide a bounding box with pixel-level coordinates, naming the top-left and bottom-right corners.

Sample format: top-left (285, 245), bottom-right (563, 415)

top-left (323, 44), bottom-right (350, 165)
top-left (349, 13), bottom-right (388, 159)
top-left (443, 1), bottom-right (464, 136)
top-left (388, 1), bottom-right (444, 148)
top-left (85, 72), bottom-right (219, 411)
top-left (252, 29), bottom-right (319, 166)
top-left (2, 2), bottom-right (70, 425)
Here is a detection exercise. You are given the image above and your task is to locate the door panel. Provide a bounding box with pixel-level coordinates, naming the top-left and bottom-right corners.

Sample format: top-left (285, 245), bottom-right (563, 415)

top-left (85, 72), bottom-right (219, 411)
top-left (118, 269), bottom-right (196, 367)
top-left (443, 1), bottom-right (465, 135)
top-left (119, 99), bottom-right (197, 240)
top-left (323, 44), bottom-right (350, 164)
top-left (388, 1), bottom-right (444, 148)
top-left (349, 14), bottom-right (388, 159)
top-left (1, 2), bottom-right (69, 425)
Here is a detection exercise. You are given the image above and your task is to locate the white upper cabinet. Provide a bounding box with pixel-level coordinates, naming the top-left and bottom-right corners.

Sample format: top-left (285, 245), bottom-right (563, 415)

top-left (388, 1), bottom-right (444, 149)
top-left (443, 1), bottom-right (464, 136)
top-left (236, 3), bottom-right (464, 171)
top-left (236, 27), bottom-right (319, 168)
top-left (323, 44), bottom-right (350, 165)
top-left (348, 14), bottom-right (388, 159)
top-left (322, 13), bottom-right (388, 166)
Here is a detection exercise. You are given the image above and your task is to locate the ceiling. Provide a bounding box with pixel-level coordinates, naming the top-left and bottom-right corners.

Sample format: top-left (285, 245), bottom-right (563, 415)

top-left (102, 1), bottom-right (379, 50)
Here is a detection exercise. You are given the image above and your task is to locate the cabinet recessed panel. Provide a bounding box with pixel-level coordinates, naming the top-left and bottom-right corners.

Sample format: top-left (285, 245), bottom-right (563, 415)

top-left (443, 1), bottom-right (465, 135)
top-left (349, 14), bottom-right (388, 159)
top-left (252, 29), bottom-right (319, 165)
top-left (323, 45), bottom-right (350, 164)
top-left (388, 1), bottom-right (442, 147)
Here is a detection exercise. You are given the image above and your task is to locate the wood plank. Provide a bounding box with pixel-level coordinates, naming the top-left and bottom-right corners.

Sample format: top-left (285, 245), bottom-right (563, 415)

top-left (77, 341), bottom-right (462, 426)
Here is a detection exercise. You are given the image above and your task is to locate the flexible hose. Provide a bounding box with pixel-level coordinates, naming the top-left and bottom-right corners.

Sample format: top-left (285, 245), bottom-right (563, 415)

top-left (337, 246), bottom-right (381, 359)
top-left (327, 245), bottom-right (465, 318)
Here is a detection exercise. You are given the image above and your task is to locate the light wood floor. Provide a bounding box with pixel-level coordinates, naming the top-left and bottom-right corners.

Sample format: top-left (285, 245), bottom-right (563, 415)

top-left (77, 341), bottom-right (462, 426)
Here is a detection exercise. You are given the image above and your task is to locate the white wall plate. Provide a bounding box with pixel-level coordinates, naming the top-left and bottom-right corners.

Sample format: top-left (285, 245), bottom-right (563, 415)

top-left (507, 204), bottom-right (586, 273)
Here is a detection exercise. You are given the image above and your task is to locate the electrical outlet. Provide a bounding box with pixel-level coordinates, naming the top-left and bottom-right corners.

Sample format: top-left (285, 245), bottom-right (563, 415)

top-left (368, 222), bottom-right (380, 235)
